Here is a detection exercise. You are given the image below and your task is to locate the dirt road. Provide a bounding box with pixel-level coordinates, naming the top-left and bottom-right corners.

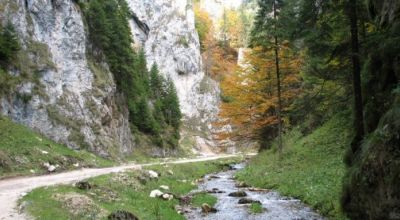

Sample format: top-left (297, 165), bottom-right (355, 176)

top-left (0, 154), bottom-right (240, 220)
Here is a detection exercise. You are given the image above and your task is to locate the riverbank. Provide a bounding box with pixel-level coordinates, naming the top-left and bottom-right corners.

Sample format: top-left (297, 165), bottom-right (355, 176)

top-left (184, 163), bottom-right (323, 220)
top-left (236, 114), bottom-right (351, 219)
top-left (19, 157), bottom-right (243, 219)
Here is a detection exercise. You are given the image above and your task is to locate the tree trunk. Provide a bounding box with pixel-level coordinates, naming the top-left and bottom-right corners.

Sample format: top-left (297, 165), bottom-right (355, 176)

top-left (349, 0), bottom-right (365, 154)
top-left (273, 1), bottom-right (283, 156)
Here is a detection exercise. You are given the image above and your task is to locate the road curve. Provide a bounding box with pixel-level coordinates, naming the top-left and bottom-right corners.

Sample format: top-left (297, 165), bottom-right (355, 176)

top-left (0, 154), bottom-right (240, 220)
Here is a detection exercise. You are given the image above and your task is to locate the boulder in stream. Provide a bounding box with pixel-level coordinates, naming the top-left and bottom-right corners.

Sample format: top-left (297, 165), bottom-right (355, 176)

top-left (228, 191), bottom-right (247, 197)
top-left (238, 198), bottom-right (261, 204)
top-left (206, 188), bottom-right (225, 194)
top-left (201, 203), bottom-right (217, 213)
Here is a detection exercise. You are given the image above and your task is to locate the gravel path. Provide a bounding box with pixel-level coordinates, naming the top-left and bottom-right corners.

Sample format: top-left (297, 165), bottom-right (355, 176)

top-left (0, 154), bottom-right (240, 220)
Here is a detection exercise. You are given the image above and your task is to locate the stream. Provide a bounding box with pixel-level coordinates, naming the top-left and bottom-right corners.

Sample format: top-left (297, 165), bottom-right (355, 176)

top-left (184, 164), bottom-right (324, 220)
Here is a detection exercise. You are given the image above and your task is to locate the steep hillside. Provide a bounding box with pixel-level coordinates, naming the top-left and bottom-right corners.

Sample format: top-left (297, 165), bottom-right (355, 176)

top-left (236, 114), bottom-right (351, 219)
top-left (0, 116), bottom-right (113, 178)
top-left (0, 0), bottom-right (221, 157)
top-left (0, 0), bottom-right (133, 157)
top-left (341, 1), bottom-right (400, 218)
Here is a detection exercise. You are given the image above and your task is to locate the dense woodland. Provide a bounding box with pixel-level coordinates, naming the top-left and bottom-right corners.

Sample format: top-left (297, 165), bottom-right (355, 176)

top-left (196, 0), bottom-right (399, 219)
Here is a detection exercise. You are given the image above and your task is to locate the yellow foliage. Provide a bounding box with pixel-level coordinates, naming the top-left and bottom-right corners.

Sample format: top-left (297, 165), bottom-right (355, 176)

top-left (216, 46), bottom-right (302, 142)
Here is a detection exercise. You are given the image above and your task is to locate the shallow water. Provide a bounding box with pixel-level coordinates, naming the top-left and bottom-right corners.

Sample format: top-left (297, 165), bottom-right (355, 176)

top-left (184, 164), bottom-right (324, 220)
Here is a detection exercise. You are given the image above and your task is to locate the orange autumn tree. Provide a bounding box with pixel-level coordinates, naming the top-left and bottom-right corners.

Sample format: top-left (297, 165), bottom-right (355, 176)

top-left (194, 5), bottom-right (213, 52)
top-left (216, 45), bottom-right (302, 145)
top-left (194, 6), bottom-right (237, 81)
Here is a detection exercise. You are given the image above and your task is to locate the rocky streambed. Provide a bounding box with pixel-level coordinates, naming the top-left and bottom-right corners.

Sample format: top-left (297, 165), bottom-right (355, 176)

top-left (183, 164), bottom-right (324, 220)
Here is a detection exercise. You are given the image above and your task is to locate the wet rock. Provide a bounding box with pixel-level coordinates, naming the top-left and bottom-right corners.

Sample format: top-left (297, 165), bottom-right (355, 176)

top-left (201, 203), bottom-right (217, 213)
top-left (149, 189), bottom-right (163, 198)
top-left (235, 181), bottom-right (249, 188)
top-left (238, 198), bottom-right (261, 204)
top-left (209, 175), bottom-right (220, 179)
top-left (228, 191), bottom-right (247, 197)
top-left (206, 188), bottom-right (225, 194)
top-left (108, 210), bottom-right (138, 220)
top-left (76, 181), bottom-right (92, 190)
top-left (248, 188), bottom-right (270, 192)
top-left (229, 164), bottom-right (237, 170)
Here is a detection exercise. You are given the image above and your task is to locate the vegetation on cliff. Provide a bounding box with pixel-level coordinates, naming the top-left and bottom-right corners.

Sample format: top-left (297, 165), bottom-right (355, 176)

top-left (82, 0), bottom-right (182, 149)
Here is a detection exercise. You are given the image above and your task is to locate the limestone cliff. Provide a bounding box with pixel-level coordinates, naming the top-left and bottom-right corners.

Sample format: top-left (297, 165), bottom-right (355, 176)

top-left (0, 0), bottom-right (221, 156)
top-left (127, 0), bottom-right (220, 154)
top-left (0, 0), bottom-right (133, 157)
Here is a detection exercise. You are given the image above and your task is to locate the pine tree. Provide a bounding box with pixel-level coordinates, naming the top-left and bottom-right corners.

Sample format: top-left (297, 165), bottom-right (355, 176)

top-left (162, 77), bottom-right (181, 130)
top-left (0, 22), bottom-right (20, 69)
top-left (149, 63), bottom-right (164, 98)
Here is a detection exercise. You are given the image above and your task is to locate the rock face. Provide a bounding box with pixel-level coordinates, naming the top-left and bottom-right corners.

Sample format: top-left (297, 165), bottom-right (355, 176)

top-left (127, 0), bottom-right (221, 152)
top-left (0, 0), bottom-right (133, 157)
top-left (0, 0), bottom-right (221, 156)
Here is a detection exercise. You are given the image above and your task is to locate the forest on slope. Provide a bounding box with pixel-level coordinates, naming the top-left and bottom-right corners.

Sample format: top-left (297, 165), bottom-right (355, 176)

top-left (197, 0), bottom-right (399, 219)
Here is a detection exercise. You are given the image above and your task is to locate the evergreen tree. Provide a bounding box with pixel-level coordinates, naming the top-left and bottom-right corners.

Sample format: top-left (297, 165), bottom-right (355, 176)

top-left (251, 0), bottom-right (285, 155)
top-left (149, 63), bottom-right (164, 98)
top-left (0, 22), bottom-right (20, 69)
top-left (162, 77), bottom-right (181, 130)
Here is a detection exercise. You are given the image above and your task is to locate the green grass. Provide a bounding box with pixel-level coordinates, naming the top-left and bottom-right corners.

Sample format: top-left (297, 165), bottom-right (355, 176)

top-left (0, 116), bottom-right (114, 178)
top-left (21, 157), bottom-right (242, 220)
top-left (236, 113), bottom-right (351, 219)
top-left (191, 192), bottom-right (217, 207)
top-left (249, 202), bottom-right (263, 214)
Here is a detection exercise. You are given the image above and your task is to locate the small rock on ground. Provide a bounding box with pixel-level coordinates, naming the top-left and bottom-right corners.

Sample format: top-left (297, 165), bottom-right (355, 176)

top-left (159, 185), bottom-right (169, 190)
top-left (149, 189), bottom-right (163, 198)
top-left (108, 210), bottom-right (138, 220)
top-left (147, 170), bottom-right (159, 179)
top-left (76, 181), bottom-right (92, 190)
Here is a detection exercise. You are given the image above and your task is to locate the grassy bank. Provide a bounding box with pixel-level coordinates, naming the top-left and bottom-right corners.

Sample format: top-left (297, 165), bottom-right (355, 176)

top-left (0, 117), bottom-right (114, 178)
top-left (236, 114), bottom-right (351, 219)
top-left (21, 157), bottom-right (241, 220)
